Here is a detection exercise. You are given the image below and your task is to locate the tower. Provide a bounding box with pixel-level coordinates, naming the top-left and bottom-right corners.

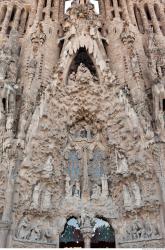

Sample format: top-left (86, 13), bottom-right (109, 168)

top-left (0, 0), bottom-right (165, 247)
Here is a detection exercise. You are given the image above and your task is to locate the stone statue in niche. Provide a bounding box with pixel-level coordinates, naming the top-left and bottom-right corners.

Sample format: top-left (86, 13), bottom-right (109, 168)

top-left (91, 183), bottom-right (101, 200)
top-left (1, 83), bottom-right (16, 114)
top-left (68, 71), bottom-right (76, 85)
top-left (41, 155), bottom-right (54, 178)
top-left (123, 182), bottom-right (142, 210)
top-left (76, 63), bottom-right (93, 84)
top-left (101, 174), bottom-right (109, 197)
top-left (123, 184), bottom-right (132, 209)
top-left (41, 186), bottom-right (52, 211)
top-left (17, 217), bottom-right (31, 240)
top-left (73, 180), bottom-right (81, 198)
top-left (116, 150), bottom-right (128, 175)
top-left (31, 182), bottom-right (41, 209)
top-left (65, 174), bottom-right (72, 197)
top-left (131, 182), bottom-right (142, 207)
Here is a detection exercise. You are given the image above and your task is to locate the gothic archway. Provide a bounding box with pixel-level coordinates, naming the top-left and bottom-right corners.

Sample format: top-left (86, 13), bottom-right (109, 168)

top-left (66, 47), bottom-right (99, 85)
top-left (91, 218), bottom-right (116, 248)
top-left (59, 217), bottom-right (84, 248)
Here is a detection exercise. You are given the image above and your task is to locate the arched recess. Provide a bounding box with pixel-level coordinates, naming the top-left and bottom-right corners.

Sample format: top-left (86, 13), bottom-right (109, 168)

top-left (66, 47), bottom-right (99, 83)
top-left (62, 46), bottom-right (105, 85)
top-left (59, 217), bottom-right (84, 248)
top-left (91, 217), bottom-right (116, 248)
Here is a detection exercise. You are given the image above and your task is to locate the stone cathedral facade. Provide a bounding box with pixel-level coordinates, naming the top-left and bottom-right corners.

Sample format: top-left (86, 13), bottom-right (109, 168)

top-left (0, 0), bottom-right (165, 248)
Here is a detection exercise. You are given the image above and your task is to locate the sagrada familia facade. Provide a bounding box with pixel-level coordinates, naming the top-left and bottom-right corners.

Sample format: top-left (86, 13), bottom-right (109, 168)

top-left (0, 0), bottom-right (165, 248)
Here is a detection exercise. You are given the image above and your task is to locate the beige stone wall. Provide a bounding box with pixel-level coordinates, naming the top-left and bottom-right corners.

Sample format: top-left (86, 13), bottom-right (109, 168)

top-left (0, 0), bottom-right (164, 248)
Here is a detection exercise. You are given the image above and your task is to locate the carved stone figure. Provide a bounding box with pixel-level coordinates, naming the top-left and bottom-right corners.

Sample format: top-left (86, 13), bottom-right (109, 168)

top-left (29, 225), bottom-right (41, 241)
top-left (41, 187), bottom-right (52, 211)
top-left (17, 217), bottom-right (30, 240)
top-left (65, 174), bottom-right (72, 197)
top-left (123, 184), bottom-right (132, 209)
top-left (101, 174), bottom-right (109, 197)
top-left (73, 180), bottom-right (80, 198)
top-left (131, 182), bottom-right (142, 207)
top-left (31, 182), bottom-right (41, 209)
top-left (116, 150), bottom-right (128, 175)
top-left (42, 156), bottom-right (53, 178)
top-left (91, 183), bottom-right (101, 200)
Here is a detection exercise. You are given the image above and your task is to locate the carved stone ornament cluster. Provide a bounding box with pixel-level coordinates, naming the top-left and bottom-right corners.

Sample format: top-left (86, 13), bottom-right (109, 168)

top-left (0, 0), bottom-right (165, 248)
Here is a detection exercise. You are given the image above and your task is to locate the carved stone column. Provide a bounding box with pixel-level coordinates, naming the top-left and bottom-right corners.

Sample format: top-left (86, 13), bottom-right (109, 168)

top-left (13, 7), bottom-right (22, 30)
top-left (2, 6), bottom-right (13, 34)
top-left (0, 222), bottom-right (10, 247)
top-left (81, 225), bottom-right (93, 248)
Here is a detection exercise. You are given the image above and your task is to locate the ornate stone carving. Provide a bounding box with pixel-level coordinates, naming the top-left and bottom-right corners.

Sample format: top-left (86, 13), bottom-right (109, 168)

top-left (123, 182), bottom-right (142, 210)
top-left (122, 220), bottom-right (161, 242)
top-left (116, 150), bottom-right (128, 175)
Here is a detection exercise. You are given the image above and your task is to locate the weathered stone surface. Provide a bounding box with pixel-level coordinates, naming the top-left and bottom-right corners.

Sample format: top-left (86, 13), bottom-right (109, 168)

top-left (0, 0), bottom-right (165, 248)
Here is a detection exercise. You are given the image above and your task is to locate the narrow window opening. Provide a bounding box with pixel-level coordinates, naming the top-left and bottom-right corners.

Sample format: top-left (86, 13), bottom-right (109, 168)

top-left (2, 98), bottom-right (6, 111)
top-left (44, 0), bottom-right (47, 8)
top-left (59, 39), bottom-right (64, 57)
top-left (144, 4), bottom-right (152, 21)
top-left (24, 11), bottom-right (29, 33)
top-left (42, 12), bottom-right (45, 20)
top-left (163, 99), bottom-right (165, 112)
top-left (110, 0), bottom-right (114, 7)
top-left (51, 0), bottom-right (54, 7)
top-left (154, 4), bottom-right (161, 21)
top-left (10, 6), bottom-right (17, 23)
top-left (102, 39), bottom-right (108, 56)
top-left (111, 10), bottom-right (115, 18)
top-left (6, 25), bottom-right (12, 35)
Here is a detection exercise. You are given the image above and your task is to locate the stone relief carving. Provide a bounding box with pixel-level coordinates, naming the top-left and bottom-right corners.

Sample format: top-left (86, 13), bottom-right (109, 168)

top-left (116, 150), bottom-right (128, 175)
top-left (122, 220), bottom-right (160, 242)
top-left (123, 182), bottom-right (142, 210)
top-left (16, 217), bottom-right (54, 244)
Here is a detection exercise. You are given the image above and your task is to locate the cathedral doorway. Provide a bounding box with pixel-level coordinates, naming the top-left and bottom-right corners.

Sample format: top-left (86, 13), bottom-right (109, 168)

top-left (91, 218), bottom-right (116, 248)
top-left (59, 217), bottom-right (84, 248)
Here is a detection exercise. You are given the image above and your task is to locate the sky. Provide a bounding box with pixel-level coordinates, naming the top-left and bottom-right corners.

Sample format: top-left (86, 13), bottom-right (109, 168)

top-left (65, 0), bottom-right (100, 14)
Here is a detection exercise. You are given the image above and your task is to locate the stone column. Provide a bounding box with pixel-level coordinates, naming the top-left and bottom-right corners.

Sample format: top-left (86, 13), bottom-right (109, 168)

top-left (148, 4), bottom-right (160, 34)
top-left (13, 7), bottom-right (22, 30)
top-left (140, 7), bottom-right (149, 31)
top-left (112, 0), bottom-right (120, 19)
top-left (104, 0), bottom-right (112, 20)
top-left (2, 159), bottom-right (15, 223)
top-left (125, 0), bottom-right (136, 25)
top-left (81, 226), bottom-right (93, 248)
top-left (2, 6), bottom-right (13, 34)
top-left (82, 146), bottom-right (90, 201)
top-left (36, 0), bottom-right (44, 22)
top-left (0, 222), bottom-right (10, 247)
top-left (121, 0), bottom-right (129, 22)
top-left (45, 0), bottom-right (52, 19)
